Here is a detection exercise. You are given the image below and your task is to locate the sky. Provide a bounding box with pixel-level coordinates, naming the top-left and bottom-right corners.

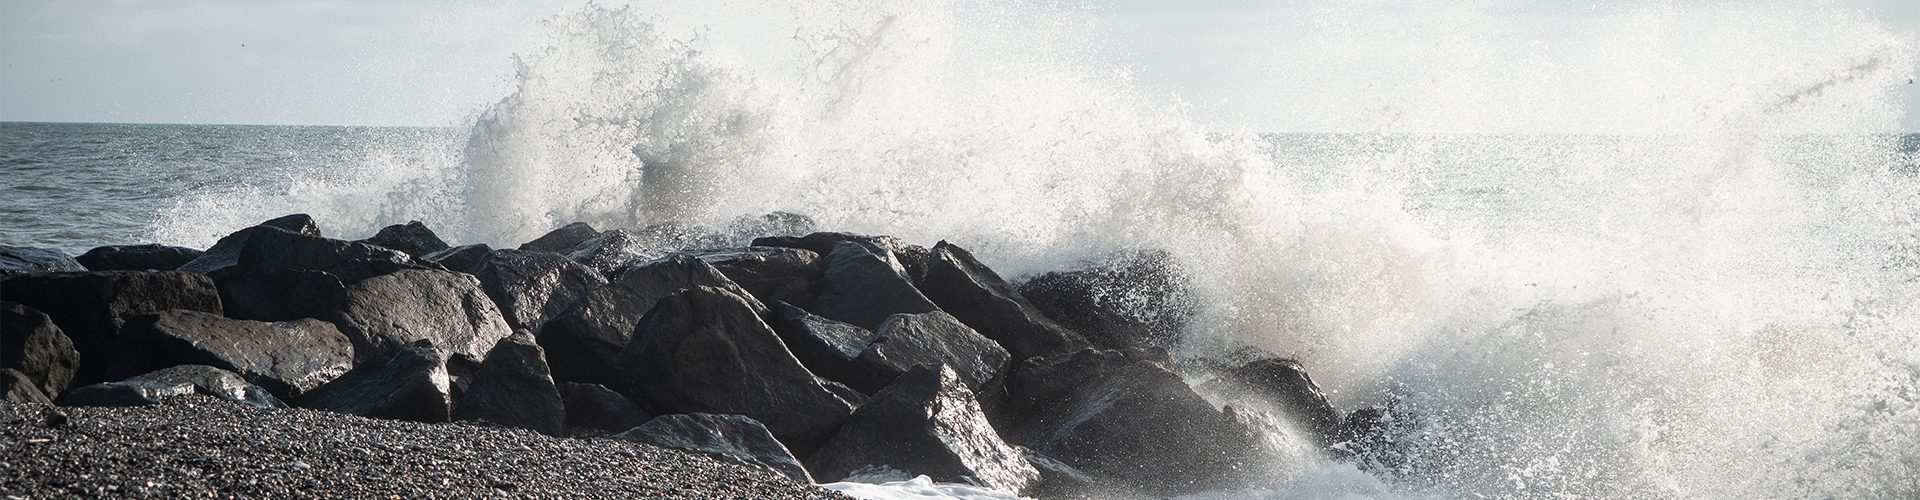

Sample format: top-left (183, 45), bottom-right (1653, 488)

top-left (2, 0), bottom-right (1918, 131)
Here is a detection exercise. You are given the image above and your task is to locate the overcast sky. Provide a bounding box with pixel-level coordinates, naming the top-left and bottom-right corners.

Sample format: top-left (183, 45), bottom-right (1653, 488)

top-left (3, 0), bottom-right (1918, 131)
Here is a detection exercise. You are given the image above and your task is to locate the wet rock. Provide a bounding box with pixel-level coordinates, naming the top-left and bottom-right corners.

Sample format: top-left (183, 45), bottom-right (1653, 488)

top-left (1201, 358), bottom-right (1341, 445)
top-left (808, 365), bottom-right (1037, 493)
top-left (567, 229), bottom-right (653, 278)
top-left (518, 222), bottom-right (599, 253)
top-left (470, 249), bottom-right (607, 332)
top-left (217, 268), bottom-right (346, 322)
top-left (0, 245), bottom-right (85, 274)
top-left (921, 241), bottom-right (1091, 363)
top-left (453, 333), bottom-right (565, 436)
top-left (1329, 403), bottom-right (1417, 470)
top-left (853, 311), bottom-right (1008, 394)
top-left (74, 244), bottom-right (203, 271)
top-left (113, 310), bottom-right (352, 400)
top-left (727, 212), bottom-right (816, 241)
top-left (358, 221), bottom-right (451, 257)
top-left (58, 378), bottom-right (195, 407)
top-left (617, 286), bottom-right (852, 453)
top-left (422, 244), bottom-right (492, 273)
top-left (229, 226), bottom-right (428, 283)
top-left (325, 270), bottom-right (513, 367)
top-left (299, 340), bottom-right (452, 423)
top-left (1, 369), bottom-right (52, 404)
top-left (1, 301), bottom-right (80, 398)
top-left (557, 382), bottom-right (652, 436)
top-left (0, 271), bottom-right (222, 385)
top-left (616, 413), bottom-right (813, 484)
top-left (768, 302), bottom-right (875, 390)
top-left (1023, 449), bottom-right (1112, 499)
top-left (820, 378), bottom-right (867, 407)
top-left (812, 240), bottom-right (939, 330)
top-left (692, 247), bottom-right (824, 309)
top-left (538, 255), bottom-right (752, 385)
top-left (1016, 250), bottom-right (1196, 351)
top-left (752, 232), bottom-right (930, 285)
top-left (79, 365), bottom-right (286, 409)
top-left (174, 214), bottom-right (322, 277)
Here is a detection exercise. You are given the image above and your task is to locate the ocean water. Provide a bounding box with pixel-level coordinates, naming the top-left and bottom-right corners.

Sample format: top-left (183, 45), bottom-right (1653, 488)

top-left (7, 0), bottom-right (1920, 498)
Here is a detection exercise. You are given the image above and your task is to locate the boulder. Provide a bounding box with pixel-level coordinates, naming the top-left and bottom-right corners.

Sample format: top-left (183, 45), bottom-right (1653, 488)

top-left (752, 232), bottom-right (930, 285)
top-left (1, 302), bottom-right (80, 398)
top-left (726, 212), bottom-right (816, 242)
top-left (0, 245), bottom-right (85, 274)
top-left (326, 270), bottom-right (513, 367)
top-left (1, 369), bottom-right (52, 404)
top-left (174, 214), bottom-right (322, 277)
top-left (538, 255), bottom-right (752, 385)
top-left (616, 413), bottom-right (812, 484)
top-left (566, 229), bottom-right (653, 278)
top-left (1200, 358), bottom-right (1341, 445)
top-left (617, 286), bottom-right (852, 453)
top-left (691, 247), bottom-right (823, 309)
top-left (64, 365), bottom-right (285, 408)
top-left (298, 340), bottom-right (452, 423)
top-left (0, 271), bottom-right (222, 385)
top-left (1329, 404), bottom-right (1416, 470)
top-left (808, 365), bottom-right (1038, 493)
top-left (217, 268), bottom-right (347, 322)
top-left (113, 310), bottom-right (353, 400)
top-left (421, 244), bottom-right (492, 273)
top-left (1016, 250), bottom-right (1196, 351)
top-left (767, 302), bottom-right (875, 390)
top-left (452, 332), bottom-right (565, 436)
top-left (229, 226), bottom-right (427, 283)
top-left (557, 382), bottom-right (653, 436)
top-left (518, 222), bottom-right (599, 253)
top-left (358, 221), bottom-right (451, 257)
top-left (811, 240), bottom-right (939, 330)
top-left (852, 311), bottom-right (1008, 395)
top-left (921, 241), bottom-right (1091, 363)
top-left (470, 249), bottom-right (607, 332)
top-left (74, 244), bottom-right (203, 271)
top-left (58, 378), bottom-right (194, 407)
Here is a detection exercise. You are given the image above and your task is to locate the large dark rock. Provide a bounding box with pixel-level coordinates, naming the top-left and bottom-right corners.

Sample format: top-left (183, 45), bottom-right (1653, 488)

top-left (358, 221), bottom-right (451, 257)
top-left (218, 268), bottom-right (347, 322)
top-left (470, 249), bottom-right (607, 332)
top-left (557, 381), bottom-right (653, 436)
top-left (518, 222), bottom-right (600, 253)
top-left (325, 270), bottom-right (513, 367)
top-left (752, 232), bottom-right (930, 286)
top-left (616, 413), bottom-right (812, 484)
top-left (1201, 358), bottom-right (1341, 446)
top-left (74, 244), bottom-right (204, 271)
top-left (174, 214), bottom-right (323, 277)
top-left (299, 340), bottom-right (452, 423)
top-left (812, 240), bottom-right (939, 330)
top-left (1, 369), bottom-right (52, 404)
top-left (566, 229), bottom-right (652, 278)
top-left (617, 286), bottom-right (852, 453)
top-left (808, 365), bottom-right (1038, 493)
top-left (768, 302), bottom-right (875, 391)
top-left (922, 241), bottom-right (1091, 363)
top-left (692, 247), bottom-right (823, 309)
top-left (538, 255), bottom-right (752, 385)
top-left (1016, 250), bottom-right (1196, 351)
top-left (852, 311), bottom-right (1008, 395)
top-left (0, 245), bottom-right (86, 275)
top-left (727, 212), bottom-right (816, 241)
top-left (1, 302), bottom-right (80, 398)
top-left (67, 364), bottom-right (286, 408)
top-left (452, 333), bottom-right (565, 436)
top-left (113, 310), bottom-right (352, 400)
top-left (229, 226), bottom-right (427, 283)
top-left (0, 271), bottom-right (222, 385)
top-left (421, 244), bottom-right (492, 274)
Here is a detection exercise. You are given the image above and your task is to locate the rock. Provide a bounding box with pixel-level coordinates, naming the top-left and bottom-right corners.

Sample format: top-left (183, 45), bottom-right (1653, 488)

top-left (174, 214), bottom-right (322, 277)
top-left (1201, 358), bottom-right (1341, 445)
top-left (727, 212), bottom-right (816, 241)
top-left (853, 311), bottom-right (1008, 395)
top-left (470, 249), bottom-right (607, 332)
top-left (326, 270), bottom-right (513, 367)
top-left (230, 226), bottom-right (427, 283)
top-left (752, 232), bottom-right (930, 285)
top-left (1329, 404), bottom-right (1416, 470)
top-left (768, 302), bottom-right (875, 390)
top-left (692, 247), bottom-right (824, 309)
top-left (452, 333), bottom-right (565, 436)
top-left (422, 244), bottom-right (492, 273)
top-left (1016, 250), bottom-right (1196, 351)
top-left (557, 382), bottom-right (652, 436)
top-left (1023, 449), bottom-right (1112, 499)
top-left (74, 244), bottom-right (204, 271)
top-left (0, 271), bottom-right (222, 385)
top-left (921, 241), bottom-right (1091, 363)
top-left (812, 240), bottom-right (939, 330)
top-left (57, 378), bottom-right (195, 407)
top-left (0, 245), bottom-right (85, 274)
top-left (566, 229), bottom-right (653, 278)
top-left (617, 286), bottom-right (852, 453)
top-left (77, 365), bottom-right (286, 408)
top-left (820, 378), bottom-right (868, 407)
top-left (538, 255), bottom-right (752, 385)
top-left (217, 268), bottom-right (347, 322)
top-left (1, 369), bottom-right (52, 404)
top-left (616, 413), bottom-right (813, 484)
top-left (358, 221), bottom-right (451, 257)
top-left (299, 340), bottom-right (452, 423)
top-left (113, 310), bottom-right (353, 400)
top-left (808, 365), bottom-right (1038, 493)
top-left (518, 222), bottom-right (599, 253)
top-left (1, 302), bottom-right (80, 398)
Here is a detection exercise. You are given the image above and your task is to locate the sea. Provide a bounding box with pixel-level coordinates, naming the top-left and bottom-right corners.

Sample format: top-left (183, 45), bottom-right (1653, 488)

top-left (5, 1), bottom-right (1920, 498)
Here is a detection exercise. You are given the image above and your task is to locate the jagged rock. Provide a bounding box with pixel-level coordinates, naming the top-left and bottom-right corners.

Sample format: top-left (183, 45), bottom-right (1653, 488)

top-left (326, 270), bottom-right (512, 367)
top-left (921, 241), bottom-right (1091, 363)
top-left (470, 249), bottom-right (606, 332)
top-left (1329, 403), bottom-right (1416, 470)
top-left (567, 229), bottom-right (653, 278)
top-left (1016, 250), bottom-right (1196, 351)
top-left (1, 369), bottom-right (52, 404)
top-left (66, 365), bottom-right (286, 408)
top-left (174, 214), bottom-right (322, 276)
top-left (58, 378), bottom-right (194, 407)
top-left (422, 244), bottom-right (492, 273)
top-left (1023, 449), bottom-right (1113, 499)
top-left (359, 221), bottom-right (451, 257)
top-left (820, 378), bottom-right (868, 407)
top-left (808, 365), bottom-right (1038, 492)
top-left (1, 302), bottom-right (79, 398)
top-left (752, 232), bottom-right (930, 285)
top-left (218, 268), bottom-right (346, 322)
top-left (617, 286), bottom-right (852, 453)
top-left (299, 340), bottom-right (452, 423)
top-left (727, 212), bottom-right (816, 241)
top-left (853, 311), bottom-right (1008, 394)
top-left (230, 226), bottom-right (428, 283)
top-left (1201, 358), bottom-right (1341, 445)
top-left (0, 245), bottom-right (85, 274)
top-left (557, 382), bottom-right (652, 436)
top-left (74, 244), bottom-right (203, 271)
top-left (692, 247), bottom-right (823, 309)
top-left (539, 255), bottom-right (752, 385)
top-left (768, 302), bottom-right (875, 390)
top-left (518, 222), bottom-right (599, 253)
top-left (453, 333), bottom-right (565, 436)
top-left (113, 310), bottom-right (352, 400)
top-left (812, 240), bottom-right (939, 330)
top-left (616, 413), bottom-right (813, 484)
top-left (0, 271), bottom-right (222, 385)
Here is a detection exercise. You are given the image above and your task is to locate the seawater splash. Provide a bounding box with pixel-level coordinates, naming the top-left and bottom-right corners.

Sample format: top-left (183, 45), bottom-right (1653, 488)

top-left (151, 0), bottom-right (1920, 498)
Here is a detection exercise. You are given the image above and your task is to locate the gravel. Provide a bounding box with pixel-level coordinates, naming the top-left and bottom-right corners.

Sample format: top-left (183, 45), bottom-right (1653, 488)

top-left (0, 397), bottom-right (847, 499)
